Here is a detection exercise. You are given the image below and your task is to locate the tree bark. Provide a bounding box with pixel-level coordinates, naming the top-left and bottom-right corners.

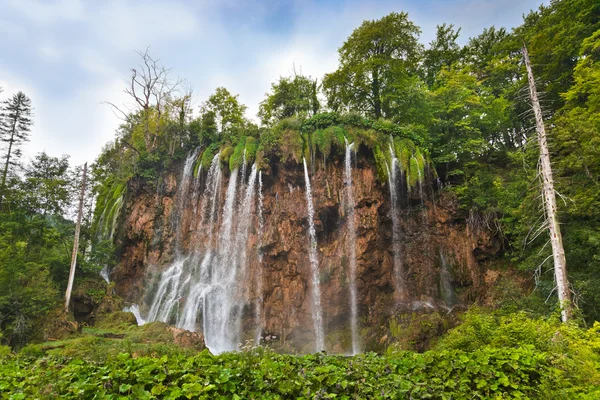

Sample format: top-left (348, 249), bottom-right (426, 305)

top-left (65, 163), bottom-right (87, 314)
top-left (522, 44), bottom-right (572, 322)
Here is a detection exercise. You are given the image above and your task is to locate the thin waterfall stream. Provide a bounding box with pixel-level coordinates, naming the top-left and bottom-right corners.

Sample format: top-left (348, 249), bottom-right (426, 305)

top-left (387, 146), bottom-right (404, 297)
top-left (303, 158), bottom-right (325, 352)
top-left (344, 138), bottom-right (360, 355)
top-left (254, 171), bottom-right (264, 344)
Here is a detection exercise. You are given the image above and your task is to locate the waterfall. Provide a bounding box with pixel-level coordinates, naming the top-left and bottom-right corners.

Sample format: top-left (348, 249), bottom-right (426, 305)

top-left (174, 148), bottom-right (201, 249)
top-left (191, 165), bottom-right (202, 225)
top-left (100, 266), bottom-right (110, 283)
top-left (123, 304), bottom-right (146, 326)
top-left (140, 146), bottom-right (262, 353)
top-left (146, 256), bottom-right (189, 323)
top-left (440, 253), bottom-right (457, 308)
top-left (344, 139), bottom-right (360, 355)
top-left (387, 147), bottom-right (404, 297)
top-left (240, 148), bottom-right (247, 184)
top-left (199, 153), bottom-right (222, 246)
top-left (255, 171), bottom-right (264, 344)
top-left (303, 158), bottom-right (325, 352)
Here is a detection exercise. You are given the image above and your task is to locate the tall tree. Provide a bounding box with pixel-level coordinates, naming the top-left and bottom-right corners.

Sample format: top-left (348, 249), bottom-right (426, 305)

top-left (323, 13), bottom-right (422, 118)
top-left (523, 44), bottom-right (572, 322)
top-left (107, 48), bottom-right (181, 153)
top-left (322, 12), bottom-right (423, 119)
top-left (22, 152), bottom-right (71, 218)
top-left (258, 73), bottom-right (320, 125)
top-left (423, 24), bottom-right (461, 88)
top-left (0, 92), bottom-right (33, 209)
top-left (65, 163), bottom-right (87, 314)
top-left (200, 87), bottom-right (247, 133)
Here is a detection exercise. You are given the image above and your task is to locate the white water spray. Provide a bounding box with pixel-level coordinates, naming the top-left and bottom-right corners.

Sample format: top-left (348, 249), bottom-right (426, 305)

top-left (303, 158), bottom-right (325, 352)
top-left (387, 147), bottom-right (404, 297)
top-left (344, 139), bottom-right (360, 354)
top-left (255, 171), bottom-right (264, 344)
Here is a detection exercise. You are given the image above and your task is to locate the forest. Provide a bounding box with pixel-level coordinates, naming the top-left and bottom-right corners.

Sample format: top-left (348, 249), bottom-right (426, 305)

top-left (1, 0), bottom-right (600, 397)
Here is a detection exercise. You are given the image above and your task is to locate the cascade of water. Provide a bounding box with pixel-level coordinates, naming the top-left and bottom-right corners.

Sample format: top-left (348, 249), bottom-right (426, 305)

top-left (240, 148), bottom-right (247, 184)
top-left (254, 171), bottom-right (264, 344)
top-left (303, 158), bottom-right (325, 352)
top-left (191, 165), bottom-right (202, 225)
top-left (174, 148), bottom-right (201, 249)
top-left (413, 156), bottom-right (426, 210)
top-left (176, 156), bottom-right (223, 334)
top-left (439, 253), bottom-right (457, 308)
top-left (146, 256), bottom-right (189, 323)
top-left (386, 148), bottom-right (404, 298)
top-left (201, 168), bottom-right (239, 353)
top-left (231, 165), bottom-right (258, 340)
top-left (344, 139), bottom-right (360, 354)
top-left (123, 304), bottom-right (146, 326)
top-left (100, 266), bottom-right (110, 283)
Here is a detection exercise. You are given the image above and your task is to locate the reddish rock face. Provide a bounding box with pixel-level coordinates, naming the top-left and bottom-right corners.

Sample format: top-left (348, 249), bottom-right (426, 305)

top-left (111, 150), bottom-right (502, 353)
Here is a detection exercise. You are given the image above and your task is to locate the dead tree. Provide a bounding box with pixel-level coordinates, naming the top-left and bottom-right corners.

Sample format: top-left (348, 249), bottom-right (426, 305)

top-left (106, 48), bottom-right (182, 152)
top-left (522, 44), bottom-right (572, 322)
top-left (65, 163), bottom-right (87, 314)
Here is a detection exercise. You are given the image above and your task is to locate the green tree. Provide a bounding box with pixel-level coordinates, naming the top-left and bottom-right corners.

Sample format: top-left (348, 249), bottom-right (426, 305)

top-left (423, 24), bottom-right (461, 88)
top-left (258, 73), bottom-right (320, 125)
top-left (322, 12), bottom-right (423, 119)
top-left (22, 153), bottom-right (71, 218)
top-left (515, 0), bottom-right (600, 110)
top-left (201, 87), bottom-right (247, 133)
top-left (0, 240), bottom-right (58, 347)
top-left (0, 92), bottom-right (33, 209)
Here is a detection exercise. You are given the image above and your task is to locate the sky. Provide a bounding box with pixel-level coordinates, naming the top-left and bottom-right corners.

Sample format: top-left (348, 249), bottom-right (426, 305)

top-left (0, 0), bottom-right (549, 166)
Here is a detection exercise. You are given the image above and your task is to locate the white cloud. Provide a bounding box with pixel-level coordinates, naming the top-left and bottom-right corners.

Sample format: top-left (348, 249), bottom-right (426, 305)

top-left (0, 0), bottom-right (551, 167)
top-left (6, 0), bottom-right (85, 24)
top-left (39, 43), bottom-right (62, 62)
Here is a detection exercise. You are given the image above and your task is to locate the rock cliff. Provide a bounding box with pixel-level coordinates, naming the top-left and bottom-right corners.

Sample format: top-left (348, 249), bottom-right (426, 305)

top-left (111, 146), bottom-right (503, 353)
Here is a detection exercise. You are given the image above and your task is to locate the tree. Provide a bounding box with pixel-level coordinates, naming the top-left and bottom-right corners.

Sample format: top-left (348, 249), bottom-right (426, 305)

top-left (258, 73), bottom-right (320, 125)
top-left (423, 24), bottom-right (462, 88)
top-left (322, 12), bottom-right (423, 119)
top-left (0, 92), bottom-right (32, 209)
top-left (523, 44), bottom-right (572, 322)
top-left (515, 0), bottom-right (600, 110)
top-left (22, 152), bottom-right (71, 218)
top-left (65, 163), bottom-right (86, 314)
top-left (107, 48), bottom-right (182, 153)
top-left (200, 87), bottom-right (247, 133)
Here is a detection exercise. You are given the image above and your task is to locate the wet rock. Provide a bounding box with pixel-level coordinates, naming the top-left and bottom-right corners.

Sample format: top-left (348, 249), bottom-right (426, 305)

top-left (111, 154), bottom-right (503, 352)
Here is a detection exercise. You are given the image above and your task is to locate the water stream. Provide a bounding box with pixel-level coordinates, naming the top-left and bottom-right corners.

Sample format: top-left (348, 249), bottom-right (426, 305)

top-left (303, 158), bottom-right (325, 352)
top-left (344, 139), bottom-right (360, 354)
top-left (387, 147), bottom-right (404, 297)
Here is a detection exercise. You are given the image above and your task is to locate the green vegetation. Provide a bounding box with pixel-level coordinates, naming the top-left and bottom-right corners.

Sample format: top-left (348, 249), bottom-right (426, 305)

top-left (1, 0), bottom-right (600, 397)
top-left (0, 311), bottom-right (598, 398)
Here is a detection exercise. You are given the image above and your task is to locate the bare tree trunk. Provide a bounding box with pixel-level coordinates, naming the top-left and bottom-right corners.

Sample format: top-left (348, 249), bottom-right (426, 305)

top-left (523, 44), bottom-right (572, 322)
top-left (65, 163), bottom-right (87, 314)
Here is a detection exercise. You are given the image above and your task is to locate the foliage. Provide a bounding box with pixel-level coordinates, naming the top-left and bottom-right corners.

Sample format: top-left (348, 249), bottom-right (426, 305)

top-left (0, 91), bottom-right (33, 209)
top-left (201, 87), bottom-right (247, 134)
top-left (322, 12), bottom-right (423, 120)
top-left (0, 239), bottom-right (59, 348)
top-left (258, 73), bottom-right (320, 125)
top-left (1, 317), bottom-right (599, 399)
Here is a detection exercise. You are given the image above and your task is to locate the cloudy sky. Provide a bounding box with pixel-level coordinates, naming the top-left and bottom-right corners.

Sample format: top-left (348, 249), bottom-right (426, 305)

top-left (0, 0), bottom-right (548, 166)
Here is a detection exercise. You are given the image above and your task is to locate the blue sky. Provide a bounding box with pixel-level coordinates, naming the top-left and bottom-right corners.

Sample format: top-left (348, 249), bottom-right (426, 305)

top-left (0, 0), bottom-right (548, 165)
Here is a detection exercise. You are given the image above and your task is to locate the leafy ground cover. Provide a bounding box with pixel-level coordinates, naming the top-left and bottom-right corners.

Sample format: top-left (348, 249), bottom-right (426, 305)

top-left (1, 311), bottom-right (599, 399)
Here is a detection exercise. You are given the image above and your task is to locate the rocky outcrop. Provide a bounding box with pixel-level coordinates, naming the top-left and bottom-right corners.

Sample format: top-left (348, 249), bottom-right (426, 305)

top-left (111, 147), bottom-right (502, 352)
